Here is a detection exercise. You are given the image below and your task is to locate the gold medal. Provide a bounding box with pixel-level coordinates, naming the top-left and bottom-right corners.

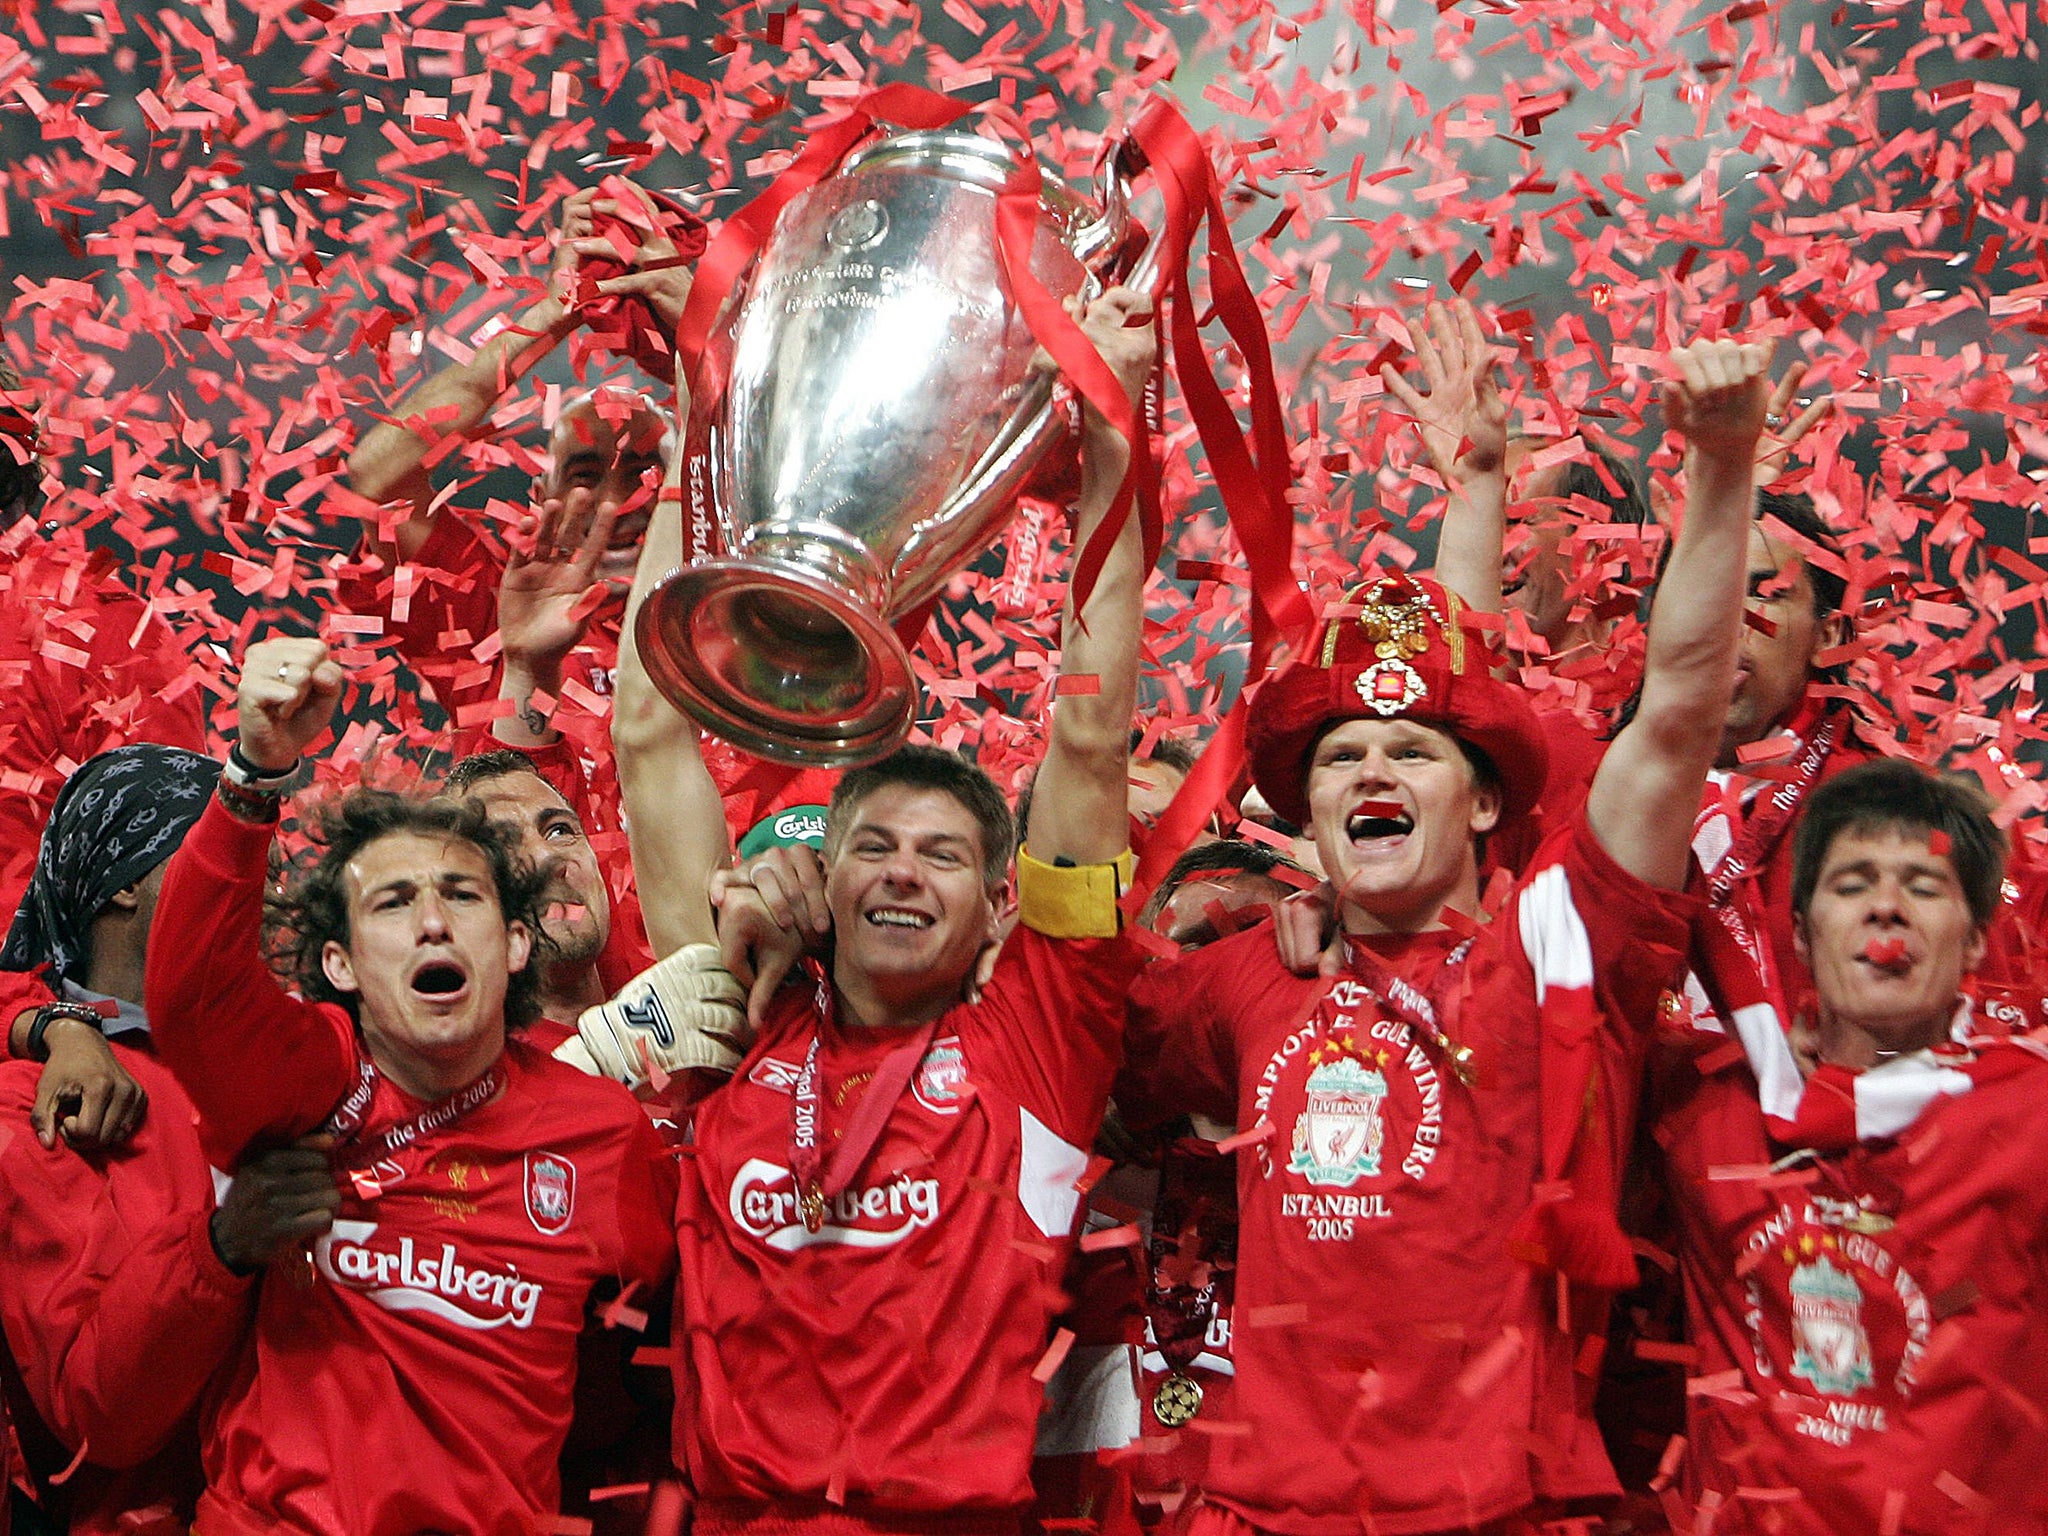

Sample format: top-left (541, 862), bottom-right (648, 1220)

top-left (1152, 1371), bottom-right (1204, 1428)
top-left (800, 1186), bottom-right (827, 1234)
top-left (1444, 1039), bottom-right (1477, 1087)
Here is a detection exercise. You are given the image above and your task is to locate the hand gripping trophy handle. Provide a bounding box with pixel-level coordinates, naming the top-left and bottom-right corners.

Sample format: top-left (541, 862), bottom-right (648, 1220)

top-left (634, 112), bottom-right (1166, 768)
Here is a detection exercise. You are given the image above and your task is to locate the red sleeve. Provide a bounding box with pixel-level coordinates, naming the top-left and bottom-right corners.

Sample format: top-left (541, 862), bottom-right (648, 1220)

top-left (607, 1110), bottom-right (680, 1291)
top-left (1119, 942), bottom-right (1244, 1132)
top-left (1513, 809), bottom-right (1697, 1046)
top-left (0, 1054), bottom-right (254, 1468)
top-left (334, 512), bottom-right (504, 727)
top-left (0, 972), bottom-right (53, 1058)
top-left (1508, 809), bottom-right (1697, 1211)
top-left (957, 927), bottom-right (1141, 1149)
top-left (144, 796), bottom-right (358, 1164)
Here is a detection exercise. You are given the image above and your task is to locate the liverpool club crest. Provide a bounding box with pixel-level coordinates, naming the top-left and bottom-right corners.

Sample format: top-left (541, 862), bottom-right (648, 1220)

top-left (1288, 1056), bottom-right (1388, 1187)
top-left (912, 1035), bottom-right (968, 1115)
top-left (1788, 1255), bottom-right (1875, 1397)
top-left (525, 1151), bottom-right (577, 1237)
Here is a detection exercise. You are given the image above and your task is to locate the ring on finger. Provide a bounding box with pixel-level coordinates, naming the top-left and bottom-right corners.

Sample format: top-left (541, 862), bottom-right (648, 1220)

top-left (1764, 412), bottom-right (1785, 430)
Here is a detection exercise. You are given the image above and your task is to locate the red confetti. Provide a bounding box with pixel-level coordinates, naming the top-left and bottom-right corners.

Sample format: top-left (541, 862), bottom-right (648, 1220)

top-left (1031, 1327), bottom-right (1076, 1383)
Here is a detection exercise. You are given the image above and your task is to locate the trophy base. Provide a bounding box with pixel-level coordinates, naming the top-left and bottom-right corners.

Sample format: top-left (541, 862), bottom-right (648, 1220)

top-left (635, 559), bottom-right (916, 768)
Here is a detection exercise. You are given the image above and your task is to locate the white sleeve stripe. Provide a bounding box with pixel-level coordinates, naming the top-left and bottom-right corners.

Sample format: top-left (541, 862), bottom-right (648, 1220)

top-left (1516, 862), bottom-right (1595, 1002)
top-left (1017, 1106), bottom-right (1088, 1239)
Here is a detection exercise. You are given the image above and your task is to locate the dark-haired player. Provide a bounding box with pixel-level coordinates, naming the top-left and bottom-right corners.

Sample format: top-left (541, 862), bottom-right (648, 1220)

top-left (144, 635), bottom-right (675, 1536)
top-left (625, 288), bottom-right (1157, 1532)
top-left (1654, 758), bottom-right (2048, 1530)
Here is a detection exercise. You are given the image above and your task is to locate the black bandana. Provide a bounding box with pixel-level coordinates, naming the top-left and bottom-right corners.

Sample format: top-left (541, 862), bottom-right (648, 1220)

top-left (2, 744), bottom-right (218, 981)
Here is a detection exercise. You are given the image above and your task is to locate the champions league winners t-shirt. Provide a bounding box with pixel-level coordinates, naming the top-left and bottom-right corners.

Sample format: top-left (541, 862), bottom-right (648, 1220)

top-left (676, 924), bottom-right (1141, 1524)
top-left (1121, 813), bottom-right (1693, 1536)
top-left (147, 797), bottom-right (678, 1536)
top-left (1653, 995), bottom-right (2048, 1533)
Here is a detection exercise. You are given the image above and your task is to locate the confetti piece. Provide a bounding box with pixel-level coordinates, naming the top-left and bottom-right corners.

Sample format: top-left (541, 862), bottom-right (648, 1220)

top-left (642, 1484), bottom-right (687, 1536)
top-left (1455, 1327), bottom-right (1525, 1399)
top-left (1349, 799), bottom-right (1408, 819)
top-left (47, 1434), bottom-right (90, 1486)
top-left (1244, 1302), bottom-right (1310, 1329)
top-left (1078, 1222), bottom-right (1142, 1252)
top-left (1213, 1118), bottom-right (1275, 1154)
top-left (1632, 1339), bottom-right (1700, 1365)
top-left (1032, 1327), bottom-right (1076, 1382)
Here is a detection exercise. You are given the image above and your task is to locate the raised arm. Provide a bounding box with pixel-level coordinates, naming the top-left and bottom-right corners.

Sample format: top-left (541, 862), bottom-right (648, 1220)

top-left (612, 369), bottom-right (728, 954)
top-left (1020, 287), bottom-right (1158, 868)
top-left (1587, 336), bottom-right (1775, 889)
top-left (1380, 298), bottom-right (1509, 615)
top-left (345, 190), bottom-right (596, 561)
top-left (145, 637), bottom-right (356, 1161)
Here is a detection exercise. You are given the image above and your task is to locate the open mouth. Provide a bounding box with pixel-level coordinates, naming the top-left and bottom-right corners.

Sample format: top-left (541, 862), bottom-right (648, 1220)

top-left (410, 960), bottom-right (470, 998)
top-left (864, 906), bottom-right (934, 931)
top-left (1347, 799), bottom-right (1414, 844)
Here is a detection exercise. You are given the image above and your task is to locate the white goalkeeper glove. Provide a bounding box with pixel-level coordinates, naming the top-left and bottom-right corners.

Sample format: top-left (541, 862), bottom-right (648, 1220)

top-left (553, 943), bottom-right (750, 1089)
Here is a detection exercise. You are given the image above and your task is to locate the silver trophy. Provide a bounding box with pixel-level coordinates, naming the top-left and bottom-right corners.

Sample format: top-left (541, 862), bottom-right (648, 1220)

top-left (636, 126), bottom-right (1154, 766)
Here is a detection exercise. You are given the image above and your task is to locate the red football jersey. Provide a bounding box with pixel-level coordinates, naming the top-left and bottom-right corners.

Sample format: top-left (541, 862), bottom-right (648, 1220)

top-left (1654, 1010), bottom-right (2048, 1532)
top-left (147, 797), bottom-right (678, 1536)
top-left (675, 925), bottom-right (1140, 1524)
top-left (1121, 814), bottom-right (1694, 1536)
top-left (0, 1041), bottom-right (250, 1535)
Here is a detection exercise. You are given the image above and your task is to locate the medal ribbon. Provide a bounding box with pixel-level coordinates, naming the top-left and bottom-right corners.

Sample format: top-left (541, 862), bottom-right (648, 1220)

top-left (790, 1018), bottom-right (942, 1232)
top-left (1337, 934), bottom-right (1478, 1083)
top-left (319, 1057), bottom-right (509, 1170)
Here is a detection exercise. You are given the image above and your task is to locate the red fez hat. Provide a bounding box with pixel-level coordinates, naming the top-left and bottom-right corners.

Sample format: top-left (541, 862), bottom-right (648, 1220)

top-left (1246, 575), bottom-right (1549, 829)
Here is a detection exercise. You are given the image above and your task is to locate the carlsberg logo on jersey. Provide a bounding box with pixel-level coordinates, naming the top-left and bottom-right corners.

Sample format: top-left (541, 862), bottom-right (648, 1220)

top-left (774, 809), bottom-right (828, 843)
top-left (314, 1220), bottom-right (544, 1329)
top-left (730, 1156), bottom-right (940, 1251)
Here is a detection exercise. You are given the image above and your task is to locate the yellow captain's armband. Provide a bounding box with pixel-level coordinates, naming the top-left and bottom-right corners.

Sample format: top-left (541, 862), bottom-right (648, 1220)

top-left (1016, 847), bottom-right (1136, 939)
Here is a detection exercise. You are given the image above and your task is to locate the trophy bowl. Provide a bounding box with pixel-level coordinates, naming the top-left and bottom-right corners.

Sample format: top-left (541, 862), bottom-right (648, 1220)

top-left (637, 126), bottom-right (1142, 767)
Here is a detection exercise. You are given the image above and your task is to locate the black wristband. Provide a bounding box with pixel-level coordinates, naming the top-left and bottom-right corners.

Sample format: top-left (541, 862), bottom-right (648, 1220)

top-left (25, 1002), bottom-right (105, 1063)
top-left (225, 743), bottom-right (300, 790)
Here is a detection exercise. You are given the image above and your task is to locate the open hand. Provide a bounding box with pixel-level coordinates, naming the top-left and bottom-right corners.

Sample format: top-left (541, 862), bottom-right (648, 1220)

top-left (500, 490), bottom-right (622, 674)
top-left (1381, 298), bottom-right (1507, 483)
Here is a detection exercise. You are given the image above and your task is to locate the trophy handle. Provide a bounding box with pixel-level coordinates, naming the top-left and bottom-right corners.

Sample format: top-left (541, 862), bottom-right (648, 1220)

top-left (1077, 126), bottom-right (1167, 298)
